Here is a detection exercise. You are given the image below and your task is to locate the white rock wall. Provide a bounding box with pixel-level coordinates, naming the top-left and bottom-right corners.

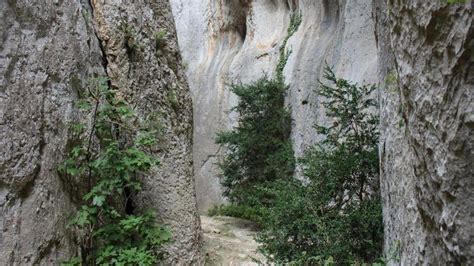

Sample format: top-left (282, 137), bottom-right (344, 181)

top-left (171, 0), bottom-right (379, 212)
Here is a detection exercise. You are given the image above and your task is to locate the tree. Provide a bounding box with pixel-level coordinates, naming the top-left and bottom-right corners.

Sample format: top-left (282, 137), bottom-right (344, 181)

top-left (257, 66), bottom-right (383, 264)
top-left (216, 77), bottom-right (295, 207)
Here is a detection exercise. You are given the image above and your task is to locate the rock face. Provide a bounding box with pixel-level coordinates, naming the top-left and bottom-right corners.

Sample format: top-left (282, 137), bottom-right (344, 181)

top-left (375, 0), bottom-right (473, 264)
top-left (0, 0), bottom-right (104, 264)
top-left (171, 0), bottom-right (379, 212)
top-left (90, 0), bottom-right (202, 263)
top-left (0, 0), bottom-right (201, 264)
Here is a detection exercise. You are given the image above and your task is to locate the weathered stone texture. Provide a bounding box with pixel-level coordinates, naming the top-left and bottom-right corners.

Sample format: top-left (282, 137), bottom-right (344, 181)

top-left (171, 0), bottom-right (378, 212)
top-left (0, 0), bottom-right (104, 264)
top-left (375, 0), bottom-right (473, 264)
top-left (1, 0), bottom-right (201, 264)
top-left (91, 0), bottom-right (202, 263)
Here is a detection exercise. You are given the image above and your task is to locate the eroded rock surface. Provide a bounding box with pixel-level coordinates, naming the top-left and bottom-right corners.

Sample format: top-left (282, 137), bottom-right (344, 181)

top-left (171, 0), bottom-right (378, 212)
top-left (91, 0), bottom-right (202, 263)
top-left (0, 0), bottom-right (201, 264)
top-left (0, 1), bottom-right (104, 264)
top-left (375, 0), bottom-right (473, 263)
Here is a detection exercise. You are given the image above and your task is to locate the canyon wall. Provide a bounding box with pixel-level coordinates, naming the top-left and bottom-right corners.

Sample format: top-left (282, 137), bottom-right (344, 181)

top-left (375, 0), bottom-right (473, 264)
top-left (1, 0), bottom-right (472, 264)
top-left (173, 0), bottom-right (473, 263)
top-left (0, 0), bottom-right (201, 264)
top-left (0, 0), bottom-right (104, 263)
top-left (171, 0), bottom-right (379, 212)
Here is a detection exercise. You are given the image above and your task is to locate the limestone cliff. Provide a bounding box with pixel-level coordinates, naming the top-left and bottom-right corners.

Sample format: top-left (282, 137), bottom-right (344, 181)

top-left (375, 0), bottom-right (473, 264)
top-left (172, 0), bottom-right (473, 263)
top-left (1, 0), bottom-right (472, 264)
top-left (0, 0), bottom-right (201, 264)
top-left (171, 0), bottom-right (378, 212)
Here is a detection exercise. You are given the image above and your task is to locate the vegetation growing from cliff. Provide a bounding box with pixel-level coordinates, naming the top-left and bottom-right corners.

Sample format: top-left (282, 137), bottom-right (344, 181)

top-left (256, 66), bottom-right (383, 264)
top-left (213, 12), bottom-right (301, 220)
top-left (59, 77), bottom-right (170, 265)
top-left (276, 11), bottom-right (302, 82)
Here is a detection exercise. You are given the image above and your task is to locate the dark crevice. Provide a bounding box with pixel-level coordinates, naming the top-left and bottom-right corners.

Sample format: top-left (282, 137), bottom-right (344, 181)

top-left (86, 0), bottom-right (109, 76)
top-left (239, 21), bottom-right (247, 41)
top-left (236, 1), bottom-right (248, 41)
top-left (17, 178), bottom-right (36, 199)
top-left (124, 187), bottom-right (134, 215)
top-left (85, 0), bottom-right (136, 217)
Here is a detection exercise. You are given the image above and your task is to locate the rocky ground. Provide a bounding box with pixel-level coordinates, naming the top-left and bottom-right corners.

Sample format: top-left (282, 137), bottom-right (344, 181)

top-left (201, 216), bottom-right (268, 265)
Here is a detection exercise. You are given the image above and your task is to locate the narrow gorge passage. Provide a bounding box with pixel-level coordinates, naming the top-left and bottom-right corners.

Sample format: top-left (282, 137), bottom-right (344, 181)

top-left (201, 216), bottom-right (266, 265)
top-left (1, 0), bottom-right (472, 264)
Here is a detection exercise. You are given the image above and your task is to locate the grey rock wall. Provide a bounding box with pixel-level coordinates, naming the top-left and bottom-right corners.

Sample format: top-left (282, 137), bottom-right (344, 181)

top-left (375, 0), bottom-right (473, 264)
top-left (1, 0), bottom-right (201, 264)
top-left (170, 0), bottom-right (379, 212)
top-left (91, 1), bottom-right (202, 263)
top-left (0, 0), bottom-right (104, 264)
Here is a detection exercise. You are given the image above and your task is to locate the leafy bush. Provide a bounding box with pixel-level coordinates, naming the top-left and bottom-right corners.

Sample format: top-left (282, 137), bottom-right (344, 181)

top-left (214, 10), bottom-right (382, 264)
top-left (256, 66), bottom-right (383, 264)
top-left (216, 77), bottom-right (295, 208)
top-left (214, 12), bottom-right (302, 218)
top-left (120, 23), bottom-right (140, 55)
top-left (59, 77), bottom-right (171, 265)
top-left (208, 203), bottom-right (265, 224)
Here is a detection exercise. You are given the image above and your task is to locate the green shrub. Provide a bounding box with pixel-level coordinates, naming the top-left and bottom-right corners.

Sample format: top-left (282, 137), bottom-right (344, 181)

top-left (214, 11), bottom-right (302, 216)
top-left (214, 10), bottom-right (382, 264)
top-left (216, 77), bottom-right (295, 208)
top-left (256, 66), bottom-right (383, 264)
top-left (208, 204), bottom-right (265, 224)
top-left (120, 23), bottom-right (140, 55)
top-left (59, 77), bottom-right (171, 265)
top-left (154, 30), bottom-right (167, 50)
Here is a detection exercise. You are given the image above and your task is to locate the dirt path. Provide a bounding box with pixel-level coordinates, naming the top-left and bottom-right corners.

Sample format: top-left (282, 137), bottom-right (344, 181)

top-left (201, 216), bottom-right (267, 265)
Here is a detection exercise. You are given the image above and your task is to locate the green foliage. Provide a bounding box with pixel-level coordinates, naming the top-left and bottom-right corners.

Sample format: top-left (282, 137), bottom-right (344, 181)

top-left (445, 0), bottom-right (469, 4)
top-left (214, 10), bottom-right (382, 264)
top-left (59, 77), bottom-right (171, 265)
top-left (154, 30), bottom-right (167, 50)
top-left (208, 204), bottom-right (266, 225)
top-left (215, 12), bottom-right (301, 214)
top-left (276, 11), bottom-right (302, 82)
top-left (167, 89), bottom-right (178, 110)
top-left (256, 66), bottom-right (383, 264)
top-left (120, 23), bottom-right (141, 55)
top-left (215, 77), bottom-right (295, 208)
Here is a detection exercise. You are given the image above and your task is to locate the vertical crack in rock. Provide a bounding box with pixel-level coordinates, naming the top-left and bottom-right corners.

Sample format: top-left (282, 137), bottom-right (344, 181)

top-left (87, 0), bottom-right (109, 74)
top-left (89, 1), bottom-right (202, 264)
top-left (1, 0), bottom-right (201, 264)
